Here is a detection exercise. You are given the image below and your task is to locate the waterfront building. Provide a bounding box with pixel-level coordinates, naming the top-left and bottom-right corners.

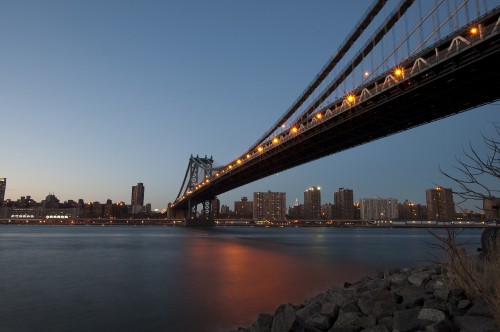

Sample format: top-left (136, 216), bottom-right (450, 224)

top-left (234, 197), bottom-right (253, 219)
top-left (321, 203), bottom-right (333, 219)
top-left (483, 197), bottom-right (500, 221)
top-left (333, 188), bottom-right (354, 220)
top-left (426, 187), bottom-right (455, 220)
top-left (353, 203), bottom-right (361, 220)
top-left (304, 187), bottom-right (321, 219)
top-left (253, 191), bottom-right (286, 221)
top-left (398, 200), bottom-right (428, 220)
top-left (288, 198), bottom-right (304, 220)
top-left (359, 197), bottom-right (398, 220)
top-left (131, 183), bottom-right (145, 207)
top-left (211, 198), bottom-right (220, 218)
top-left (42, 194), bottom-right (60, 209)
top-left (220, 204), bottom-right (230, 217)
top-left (0, 178), bottom-right (6, 205)
top-left (103, 199), bottom-right (113, 218)
top-left (113, 201), bottom-right (129, 218)
top-left (91, 201), bottom-right (103, 218)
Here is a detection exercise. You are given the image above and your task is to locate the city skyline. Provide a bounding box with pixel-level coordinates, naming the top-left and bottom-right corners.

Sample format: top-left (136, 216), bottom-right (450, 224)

top-left (2, 1), bottom-right (498, 210)
top-left (0, 179), bottom-right (468, 214)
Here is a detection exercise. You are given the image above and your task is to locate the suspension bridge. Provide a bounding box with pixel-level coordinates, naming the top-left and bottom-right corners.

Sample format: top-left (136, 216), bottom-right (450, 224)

top-left (170, 0), bottom-right (500, 223)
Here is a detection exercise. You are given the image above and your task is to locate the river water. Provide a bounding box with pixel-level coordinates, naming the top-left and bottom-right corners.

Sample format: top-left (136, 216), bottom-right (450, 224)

top-left (0, 225), bottom-right (482, 331)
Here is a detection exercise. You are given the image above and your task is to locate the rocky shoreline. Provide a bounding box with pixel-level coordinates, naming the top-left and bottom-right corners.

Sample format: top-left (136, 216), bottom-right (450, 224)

top-left (233, 264), bottom-right (499, 332)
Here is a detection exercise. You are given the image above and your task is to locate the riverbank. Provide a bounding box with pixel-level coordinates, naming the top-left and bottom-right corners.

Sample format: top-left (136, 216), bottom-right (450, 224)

top-left (233, 264), bottom-right (499, 332)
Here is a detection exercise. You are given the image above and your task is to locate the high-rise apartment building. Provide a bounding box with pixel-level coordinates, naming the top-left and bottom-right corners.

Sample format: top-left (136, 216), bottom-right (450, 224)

top-left (234, 197), bottom-right (253, 219)
top-left (359, 198), bottom-right (398, 220)
top-left (304, 187), bottom-right (321, 219)
top-left (131, 183), bottom-right (145, 206)
top-left (211, 198), bottom-right (220, 218)
top-left (426, 187), bottom-right (455, 220)
top-left (0, 178), bottom-right (6, 205)
top-left (253, 191), bottom-right (286, 221)
top-left (333, 187), bottom-right (354, 220)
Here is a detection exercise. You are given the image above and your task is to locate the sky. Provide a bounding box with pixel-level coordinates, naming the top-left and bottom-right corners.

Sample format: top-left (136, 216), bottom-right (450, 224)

top-left (1, 0), bottom-right (499, 211)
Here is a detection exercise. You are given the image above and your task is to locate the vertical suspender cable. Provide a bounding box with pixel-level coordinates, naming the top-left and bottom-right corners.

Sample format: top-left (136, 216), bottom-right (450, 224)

top-left (464, 0), bottom-right (470, 24)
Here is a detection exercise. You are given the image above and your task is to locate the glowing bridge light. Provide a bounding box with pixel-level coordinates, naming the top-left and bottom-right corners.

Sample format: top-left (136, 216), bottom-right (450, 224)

top-left (347, 94), bottom-right (355, 103)
top-left (216, 172), bottom-right (220, 177)
top-left (246, 153), bottom-right (250, 158)
top-left (237, 159), bottom-right (242, 164)
top-left (257, 146), bottom-right (264, 152)
top-left (470, 27), bottom-right (478, 34)
top-left (315, 113), bottom-right (323, 120)
top-left (291, 127), bottom-right (298, 134)
top-left (229, 165), bottom-right (233, 169)
top-left (364, 71), bottom-right (369, 77)
top-left (394, 67), bottom-right (404, 77)
top-left (272, 137), bottom-right (279, 144)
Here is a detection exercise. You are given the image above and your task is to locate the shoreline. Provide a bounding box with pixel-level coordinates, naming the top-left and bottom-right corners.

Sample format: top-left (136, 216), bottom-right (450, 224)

top-left (0, 221), bottom-right (492, 229)
top-left (233, 264), bottom-right (499, 332)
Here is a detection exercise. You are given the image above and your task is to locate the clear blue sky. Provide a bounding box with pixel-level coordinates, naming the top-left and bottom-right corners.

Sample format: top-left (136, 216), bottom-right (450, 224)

top-left (2, 0), bottom-right (499, 211)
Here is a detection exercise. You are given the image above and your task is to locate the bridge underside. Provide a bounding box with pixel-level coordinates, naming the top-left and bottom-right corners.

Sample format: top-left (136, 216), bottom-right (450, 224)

top-left (173, 16), bottom-right (500, 211)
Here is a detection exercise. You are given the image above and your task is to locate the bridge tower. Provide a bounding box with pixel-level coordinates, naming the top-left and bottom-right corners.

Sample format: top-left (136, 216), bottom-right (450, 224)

top-left (173, 155), bottom-right (218, 226)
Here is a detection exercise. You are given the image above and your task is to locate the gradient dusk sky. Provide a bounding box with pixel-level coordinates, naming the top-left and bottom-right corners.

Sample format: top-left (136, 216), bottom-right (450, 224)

top-left (2, 0), bottom-right (499, 210)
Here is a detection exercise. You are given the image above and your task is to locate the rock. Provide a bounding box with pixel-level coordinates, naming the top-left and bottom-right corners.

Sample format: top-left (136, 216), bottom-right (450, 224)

top-left (271, 304), bottom-right (298, 332)
top-left (296, 301), bottom-right (322, 320)
top-left (306, 314), bottom-right (332, 331)
top-left (359, 315), bottom-right (376, 329)
top-left (339, 302), bottom-right (360, 315)
top-left (457, 299), bottom-right (471, 310)
top-left (396, 285), bottom-right (429, 307)
top-left (328, 327), bottom-right (360, 332)
top-left (360, 326), bottom-right (388, 332)
top-left (425, 319), bottom-right (454, 332)
top-left (357, 298), bottom-right (375, 315)
top-left (372, 301), bottom-right (402, 318)
top-left (431, 279), bottom-right (447, 290)
top-left (408, 271), bottom-right (431, 286)
top-left (423, 299), bottom-right (448, 312)
top-left (320, 303), bottom-right (340, 319)
top-left (453, 315), bottom-right (500, 332)
top-left (365, 290), bottom-right (398, 303)
top-left (332, 312), bottom-right (361, 329)
top-left (387, 273), bottom-right (409, 285)
top-left (467, 299), bottom-right (494, 318)
top-left (434, 289), bottom-right (450, 301)
top-left (356, 279), bottom-right (391, 293)
top-left (377, 317), bottom-right (393, 330)
top-left (325, 288), bottom-right (354, 306)
top-left (393, 308), bottom-right (422, 332)
top-left (249, 313), bottom-right (273, 332)
top-left (418, 308), bottom-right (447, 322)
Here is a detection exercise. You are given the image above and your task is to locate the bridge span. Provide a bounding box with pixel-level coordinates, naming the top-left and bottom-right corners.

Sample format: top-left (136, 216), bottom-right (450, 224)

top-left (171, 5), bottom-right (500, 220)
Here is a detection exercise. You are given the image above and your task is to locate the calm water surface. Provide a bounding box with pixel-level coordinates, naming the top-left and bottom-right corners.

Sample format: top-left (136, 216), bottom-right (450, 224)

top-left (0, 225), bottom-right (482, 331)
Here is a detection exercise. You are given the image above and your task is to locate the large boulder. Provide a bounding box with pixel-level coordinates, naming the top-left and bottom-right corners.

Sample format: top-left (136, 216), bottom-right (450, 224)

top-left (481, 227), bottom-right (500, 259)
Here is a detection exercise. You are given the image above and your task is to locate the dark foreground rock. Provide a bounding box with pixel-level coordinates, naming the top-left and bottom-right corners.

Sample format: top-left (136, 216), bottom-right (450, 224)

top-left (232, 265), bottom-right (500, 332)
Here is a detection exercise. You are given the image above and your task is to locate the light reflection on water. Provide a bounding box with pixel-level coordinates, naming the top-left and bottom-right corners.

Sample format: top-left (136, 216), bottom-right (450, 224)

top-left (0, 226), bottom-right (482, 332)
